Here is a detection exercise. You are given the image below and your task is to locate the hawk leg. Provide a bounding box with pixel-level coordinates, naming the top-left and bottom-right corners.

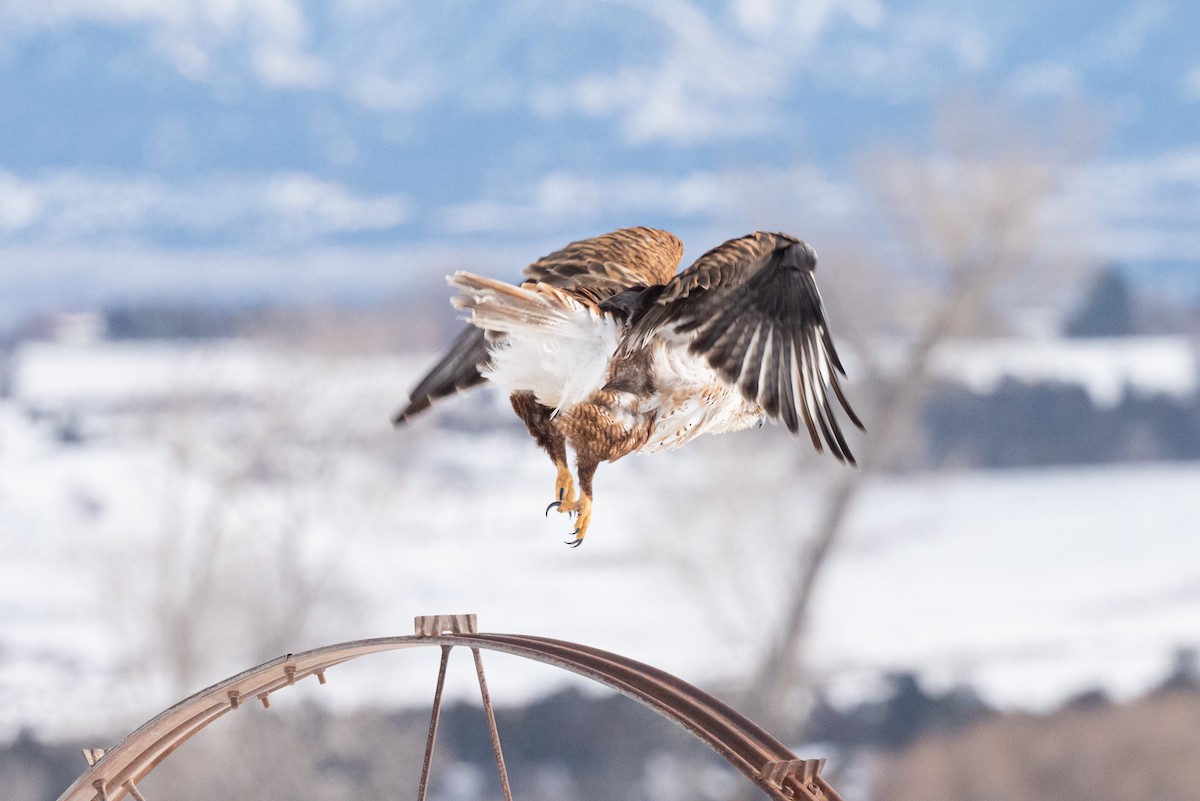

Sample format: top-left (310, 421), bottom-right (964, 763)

top-left (544, 461), bottom-right (576, 516)
top-left (554, 455), bottom-right (597, 548)
top-left (511, 392), bottom-right (577, 510)
top-left (549, 391), bottom-right (654, 547)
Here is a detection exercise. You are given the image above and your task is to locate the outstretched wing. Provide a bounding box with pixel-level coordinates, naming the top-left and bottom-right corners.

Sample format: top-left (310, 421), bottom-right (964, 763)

top-left (391, 326), bottom-right (488, 425)
top-left (394, 227), bottom-right (684, 425)
top-left (626, 231), bottom-right (864, 462)
top-left (521, 226), bottom-right (684, 304)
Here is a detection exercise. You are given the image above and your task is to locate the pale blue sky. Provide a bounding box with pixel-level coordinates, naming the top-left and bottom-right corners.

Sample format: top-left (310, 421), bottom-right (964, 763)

top-left (1, 0), bottom-right (1198, 319)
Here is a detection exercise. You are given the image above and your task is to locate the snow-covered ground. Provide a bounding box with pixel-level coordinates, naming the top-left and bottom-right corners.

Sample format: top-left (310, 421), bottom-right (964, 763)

top-left (1, 338), bottom-right (1198, 740)
top-left (929, 336), bottom-right (1200, 406)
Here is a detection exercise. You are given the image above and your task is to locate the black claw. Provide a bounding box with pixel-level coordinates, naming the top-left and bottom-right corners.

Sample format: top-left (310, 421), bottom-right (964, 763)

top-left (564, 537), bottom-right (584, 548)
top-left (545, 486), bottom-right (568, 517)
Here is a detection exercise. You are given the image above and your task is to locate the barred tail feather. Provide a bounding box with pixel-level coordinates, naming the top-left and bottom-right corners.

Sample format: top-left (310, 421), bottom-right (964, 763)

top-left (449, 273), bottom-right (587, 336)
top-left (447, 272), bottom-right (620, 412)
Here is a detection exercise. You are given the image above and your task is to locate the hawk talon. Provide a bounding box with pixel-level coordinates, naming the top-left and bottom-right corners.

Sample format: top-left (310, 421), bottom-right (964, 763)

top-left (564, 537), bottom-right (584, 548)
top-left (544, 486), bottom-right (568, 517)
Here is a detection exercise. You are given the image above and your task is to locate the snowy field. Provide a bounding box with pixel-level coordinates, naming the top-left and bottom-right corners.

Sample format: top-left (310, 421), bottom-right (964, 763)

top-left (1, 339), bottom-right (1198, 740)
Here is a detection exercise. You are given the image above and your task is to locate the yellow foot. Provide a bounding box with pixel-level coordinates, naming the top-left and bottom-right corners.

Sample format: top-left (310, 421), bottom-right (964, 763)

top-left (543, 464), bottom-right (576, 516)
top-left (540, 464), bottom-right (590, 547)
top-left (560, 494), bottom-right (592, 548)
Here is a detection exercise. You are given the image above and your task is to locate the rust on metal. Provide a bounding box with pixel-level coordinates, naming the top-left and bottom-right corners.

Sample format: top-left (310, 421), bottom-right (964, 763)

top-left (56, 617), bottom-right (843, 801)
top-left (284, 665), bottom-right (297, 685)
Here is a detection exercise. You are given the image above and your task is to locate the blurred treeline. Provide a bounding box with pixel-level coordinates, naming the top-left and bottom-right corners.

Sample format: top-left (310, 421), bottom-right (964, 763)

top-left (21, 260), bottom-right (1200, 470)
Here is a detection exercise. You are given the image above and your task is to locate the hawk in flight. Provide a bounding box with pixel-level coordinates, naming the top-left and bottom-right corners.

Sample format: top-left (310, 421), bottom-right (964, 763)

top-left (394, 227), bottom-right (863, 546)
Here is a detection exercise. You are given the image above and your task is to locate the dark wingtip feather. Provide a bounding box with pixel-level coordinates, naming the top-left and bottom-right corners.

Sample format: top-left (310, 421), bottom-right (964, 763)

top-left (829, 371), bottom-right (866, 432)
top-left (392, 326), bottom-right (489, 427)
top-left (391, 399), bottom-right (430, 427)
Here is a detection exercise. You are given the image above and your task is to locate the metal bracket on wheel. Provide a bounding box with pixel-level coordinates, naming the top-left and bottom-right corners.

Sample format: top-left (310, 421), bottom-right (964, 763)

top-left (414, 614), bottom-right (478, 636)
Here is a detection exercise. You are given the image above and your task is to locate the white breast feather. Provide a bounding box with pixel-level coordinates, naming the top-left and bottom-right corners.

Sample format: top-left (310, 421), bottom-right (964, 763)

top-left (487, 316), bottom-right (619, 412)
top-left (641, 335), bottom-right (762, 452)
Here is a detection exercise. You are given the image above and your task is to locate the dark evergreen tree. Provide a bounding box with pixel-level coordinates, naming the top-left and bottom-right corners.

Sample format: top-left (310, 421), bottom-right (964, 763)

top-left (1065, 266), bottom-right (1135, 337)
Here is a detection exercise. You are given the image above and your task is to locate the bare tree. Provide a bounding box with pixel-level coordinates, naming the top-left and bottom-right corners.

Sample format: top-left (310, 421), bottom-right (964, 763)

top-left (100, 327), bottom-right (411, 700)
top-left (742, 98), bottom-right (1072, 733)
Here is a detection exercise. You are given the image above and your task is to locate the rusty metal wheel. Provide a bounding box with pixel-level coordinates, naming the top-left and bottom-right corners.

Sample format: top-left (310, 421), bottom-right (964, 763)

top-left (57, 614), bottom-right (843, 801)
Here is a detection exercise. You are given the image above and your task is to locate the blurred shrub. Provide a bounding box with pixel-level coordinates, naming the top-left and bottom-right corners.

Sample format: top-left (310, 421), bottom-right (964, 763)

top-left (873, 687), bottom-right (1200, 801)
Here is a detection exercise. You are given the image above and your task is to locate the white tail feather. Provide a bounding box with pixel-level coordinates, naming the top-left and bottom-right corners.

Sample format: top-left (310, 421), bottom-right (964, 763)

top-left (448, 272), bottom-right (619, 412)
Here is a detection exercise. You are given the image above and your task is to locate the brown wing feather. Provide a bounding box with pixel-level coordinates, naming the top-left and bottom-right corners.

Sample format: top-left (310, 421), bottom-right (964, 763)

top-left (521, 226), bottom-right (684, 304)
top-left (628, 231), bottom-right (864, 463)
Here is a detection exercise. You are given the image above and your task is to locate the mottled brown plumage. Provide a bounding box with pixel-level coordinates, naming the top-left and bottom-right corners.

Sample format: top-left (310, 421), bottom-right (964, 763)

top-left (395, 227), bottom-right (863, 546)
top-left (521, 226), bottom-right (684, 304)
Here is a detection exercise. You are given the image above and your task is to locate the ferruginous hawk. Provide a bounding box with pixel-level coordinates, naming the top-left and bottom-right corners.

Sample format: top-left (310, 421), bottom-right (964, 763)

top-left (394, 227), bottom-right (863, 546)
